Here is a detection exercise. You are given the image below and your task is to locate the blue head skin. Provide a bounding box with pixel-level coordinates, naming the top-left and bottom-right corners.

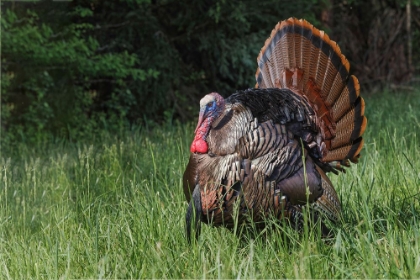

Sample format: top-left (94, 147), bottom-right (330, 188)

top-left (190, 92), bottom-right (225, 153)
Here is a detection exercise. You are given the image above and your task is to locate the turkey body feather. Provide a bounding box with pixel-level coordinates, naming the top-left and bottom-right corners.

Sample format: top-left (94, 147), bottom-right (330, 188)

top-left (184, 18), bottom-right (367, 241)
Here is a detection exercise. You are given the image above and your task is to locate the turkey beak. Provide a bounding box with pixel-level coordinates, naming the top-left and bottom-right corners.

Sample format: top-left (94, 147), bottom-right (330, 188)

top-left (186, 185), bottom-right (202, 243)
top-left (194, 107), bottom-right (207, 134)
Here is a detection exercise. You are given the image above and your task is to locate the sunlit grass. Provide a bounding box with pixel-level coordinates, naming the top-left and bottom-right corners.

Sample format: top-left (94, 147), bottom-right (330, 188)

top-left (1, 90), bottom-right (419, 278)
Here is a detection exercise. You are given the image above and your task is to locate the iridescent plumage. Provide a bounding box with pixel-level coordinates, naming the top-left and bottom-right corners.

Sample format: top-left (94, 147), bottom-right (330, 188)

top-left (184, 18), bottom-right (367, 241)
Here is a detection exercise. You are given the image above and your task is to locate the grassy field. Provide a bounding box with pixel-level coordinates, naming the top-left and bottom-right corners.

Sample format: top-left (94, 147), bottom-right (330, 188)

top-left (1, 90), bottom-right (420, 279)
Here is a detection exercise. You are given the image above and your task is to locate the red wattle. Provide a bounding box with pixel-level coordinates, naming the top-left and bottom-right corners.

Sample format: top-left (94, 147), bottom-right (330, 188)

top-left (190, 139), bottom-right (208, 153)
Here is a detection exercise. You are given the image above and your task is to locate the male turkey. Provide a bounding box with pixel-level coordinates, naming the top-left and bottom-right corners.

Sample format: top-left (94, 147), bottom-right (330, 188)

top-left (183, 18), bottom-right (367, 241)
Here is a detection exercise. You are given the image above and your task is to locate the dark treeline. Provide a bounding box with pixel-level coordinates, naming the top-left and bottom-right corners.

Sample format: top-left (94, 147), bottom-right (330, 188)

top-left (2, 0), bottom-right (419, 144)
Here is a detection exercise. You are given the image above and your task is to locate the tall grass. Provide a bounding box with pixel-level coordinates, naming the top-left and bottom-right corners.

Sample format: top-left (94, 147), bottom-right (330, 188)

top-left (1, 91), bottom-right (419, 278)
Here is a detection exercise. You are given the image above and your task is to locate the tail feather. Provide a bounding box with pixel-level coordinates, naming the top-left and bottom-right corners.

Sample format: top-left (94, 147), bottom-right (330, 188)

top-left (299, 21), bottom-right (311, 91)
top-left (331, 97), bottom-right (366, 149)
top-left (280, 22), bottom-right (291, 70)
top-left (314, 32), bottom-right (329, 96)
top-left (323, 137), bottom-right (364, 162)
top-left (331, 75), bottom-right (360, 121)
top-left (255, 18), bottom-right (366, 168)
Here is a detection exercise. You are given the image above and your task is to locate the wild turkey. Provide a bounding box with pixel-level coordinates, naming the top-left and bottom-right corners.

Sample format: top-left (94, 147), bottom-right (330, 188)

top-left (184, 18), bottom-right (367, 241)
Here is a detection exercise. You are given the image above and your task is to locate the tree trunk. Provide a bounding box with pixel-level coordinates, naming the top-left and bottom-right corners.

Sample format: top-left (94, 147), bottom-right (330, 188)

top-left (406, 0), bottom-right (413, 76)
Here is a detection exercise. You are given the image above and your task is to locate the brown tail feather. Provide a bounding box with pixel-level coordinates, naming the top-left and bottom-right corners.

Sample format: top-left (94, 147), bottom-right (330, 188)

top-left (255, 17), bottom-right (366, 166)
top-left (323, 137), bottom-right (364, 162)
top-left (331, 97), bottom-right (366, 149)
top-left (331, 75), bottom-right (360, 121)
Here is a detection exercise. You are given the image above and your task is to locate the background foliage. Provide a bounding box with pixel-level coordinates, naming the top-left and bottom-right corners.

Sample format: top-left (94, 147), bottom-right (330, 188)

top-left (1, 0), bottom-right (419, 145)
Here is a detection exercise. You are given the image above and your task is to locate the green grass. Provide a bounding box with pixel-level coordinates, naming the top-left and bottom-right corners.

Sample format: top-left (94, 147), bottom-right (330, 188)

top-left (1, 90), bottom-right (420, 279)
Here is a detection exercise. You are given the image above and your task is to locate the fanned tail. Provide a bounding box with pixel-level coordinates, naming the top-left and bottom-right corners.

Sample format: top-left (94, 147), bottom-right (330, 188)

top-left (255, 18), bottom-right (367, 169)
